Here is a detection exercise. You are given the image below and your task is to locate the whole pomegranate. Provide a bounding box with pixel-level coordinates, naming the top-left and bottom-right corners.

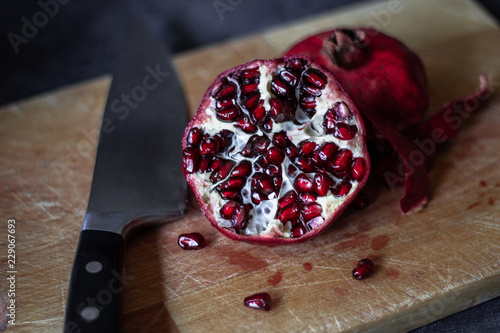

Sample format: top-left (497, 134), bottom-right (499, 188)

top-left (182, 56), bottom-right (370, 244)
top-left (285, 28), bottom-right (489, 213)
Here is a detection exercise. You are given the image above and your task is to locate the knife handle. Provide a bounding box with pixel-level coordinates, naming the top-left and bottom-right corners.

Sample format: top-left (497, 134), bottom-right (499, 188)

top-left (65, 230), bottom-right (124, 333)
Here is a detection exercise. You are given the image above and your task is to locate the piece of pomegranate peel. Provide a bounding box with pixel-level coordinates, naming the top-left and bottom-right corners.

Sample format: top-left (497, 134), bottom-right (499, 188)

top-left (285, 28), bottom-right (490, 214)
top-left (182, 56), bottom-right (370, 244)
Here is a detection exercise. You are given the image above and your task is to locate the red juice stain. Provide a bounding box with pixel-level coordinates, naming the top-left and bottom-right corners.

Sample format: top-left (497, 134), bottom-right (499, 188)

top-left (489, 197), bottom-right (495, 206)
top-left (333, 287), bottom-right (349, 296)
top-left (268, 270), bottom-right (283, 286)
top-left (370, 235), bottom-right (390, 251)
top-left (386, 268), bottom-right (400, 279)
top-left (480, 180), bottom-right (487, 187)
top-left (467, 202), bottom-right (480, 210)
top-left (334, 233), bottom-right (370, 252)
top-left (216, 247), bottom-right (268, 271)
top-left (302, 262), bottom-right (313, 272)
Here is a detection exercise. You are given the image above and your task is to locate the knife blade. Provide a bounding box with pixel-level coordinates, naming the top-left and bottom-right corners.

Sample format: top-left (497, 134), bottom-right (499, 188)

top-left (64, 16), bottom-right (187, 333)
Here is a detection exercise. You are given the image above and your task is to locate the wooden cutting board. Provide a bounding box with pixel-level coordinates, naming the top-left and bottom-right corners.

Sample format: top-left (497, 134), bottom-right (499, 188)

top-left (1, 0), bottom-right (499, 332)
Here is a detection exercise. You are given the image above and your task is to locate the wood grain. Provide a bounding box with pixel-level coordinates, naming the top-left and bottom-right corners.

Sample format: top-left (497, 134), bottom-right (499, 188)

top-left (1, 0), bottom-right (499, 332)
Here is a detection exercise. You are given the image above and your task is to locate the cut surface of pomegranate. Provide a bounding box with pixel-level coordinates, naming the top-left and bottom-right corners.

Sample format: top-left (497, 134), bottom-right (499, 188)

top-left (182, 56), bottom-right (369, 244)
top-left (285, 28), bottom-right (490, 214)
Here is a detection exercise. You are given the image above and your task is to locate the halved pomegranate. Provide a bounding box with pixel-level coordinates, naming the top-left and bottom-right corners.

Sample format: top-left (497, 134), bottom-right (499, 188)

top-left (182, 56), bottom-right (370, 244)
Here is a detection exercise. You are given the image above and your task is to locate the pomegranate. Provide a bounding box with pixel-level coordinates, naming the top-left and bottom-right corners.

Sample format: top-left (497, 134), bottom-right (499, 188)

top-left (285, 28), bottom-right (490, 213)
top-left (182, 56), bottom-right (370, 244)
top-left (352, 258), bottom-right (374, 280)
top-left (244, 292), bottom-right (272, 311)
top-left (178, 233), bottom-right (206, 250)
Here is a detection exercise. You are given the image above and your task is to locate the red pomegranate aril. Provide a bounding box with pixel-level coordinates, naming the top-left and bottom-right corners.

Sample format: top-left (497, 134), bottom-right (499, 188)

top-left (280, 70), bottom-right (299, 87)
top-left (351, 157), bottom-right (367, 181)
top-left (186, 127), bottom-right (202, 147)
top-left (216, 98), bottom-right (236, 111)
top-left (272, 131), bottom-right (288, 148)
top-left (332, 101), bottom-right (352, 121)
top-left (285, 57), bottom-right (307, 72)
top-left (294, 157), bottom-right (315, 172)
top-left (218, 177), bottom-right (245, 190)
top-left (286, 145), bottom-right (298, 159)
top-left (199, 157), bottom-right (210, 173)
top-left (254, 136), bottom-right (271, 154)
top-left (329, 149), bottom-right (353, 175)
top-left (178, 233), bottom-right (206, 250)
top-left (323, 108), bottom-right (337, 133)
top-left (266, 164), bottom-right (282, 177)
top-left (266, 147), bottom-right (286, 165)
top-left (288, 164), bottom-right (298, 176)
top-left (251, 102), bottom-right (266, 123)
top-left (242, 82), bottom-right (259, 94)
top-left (221, 190), bottom-right (241, 201)
top-left (312, 142), bottom-right (338, 166)
top-left (352, 192), bottom-right (369, 209)
top-left (291, 224), bottom-right (307, 238)
top-left (262, 116), bottom-right (274, 133)
top-left (244, 292), bottom-right (272, 311)
top-left (240, 67), bottom-right (260, 81)
top-left (294, 173), bottom-right (314, 193)
top-left (231, 160), bottom-right (252, 177)
top-left (269, 98), bottom-right (294, 123)
top-left (273, 176), bottom-right (283, 189)
top-left (209, 157), bottom-right (222, 172)
top-left (235, 115), bottom-right (257, 133)
top-left (199, 138), bottom-right (220, 155)
top-left (299, 192), bottom-right (317, 204)
top-left (300, 95), bottom-right (317, 110)
top-left (301, 202), bottom-right (323, 221)
top-left (255, 174), bottom-right (275, 196)
top-left (220, 201), bottom-right (247, 229)
top-left (298, 140), bottom-right (318, 157)
top-left (242, 94), bottom-right (261, 111)
top-left (352, 258), bottom-right (374, 280)
top-left (278, 190), bottom-right (298, 209)
top-left (271, 77), bottom-right (292, 98)
top-left (216, 107), bottom-right (241, 122)
top-left (215, 80), bottom-right (236, 100)
top-left (302, 85), bottom-right (322, 97)
top-left (314, 171), bottom-right (333, 196)
top-left (334, 123), bottom-right (357, 140)
top-left (334, 180), bottom-right (352, 197)
top-left (182, 147), bottom-right (200, 174)
top-left (277, 202), bottom-right (300, 222)
top-left (304, 68), bottom-right (327, 88)
top-left (215, 160), bottom-right (236, 182)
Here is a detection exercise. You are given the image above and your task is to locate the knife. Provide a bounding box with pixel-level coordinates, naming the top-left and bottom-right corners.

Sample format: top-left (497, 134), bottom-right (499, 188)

top-left (64, 16), bottom-right (187, 333)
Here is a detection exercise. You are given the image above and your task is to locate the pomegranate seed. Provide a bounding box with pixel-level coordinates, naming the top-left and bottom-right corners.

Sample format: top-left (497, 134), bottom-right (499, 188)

top-left (294, 173), bottom-right (314, 193)
top-left (220, 201), bottom-right (247, 229)
top-left (278, 190), bottom-right (298, 209)
top-left (199, 138), bottom-right (220, 155)
top-left (312, 142), bottom-right (338, 166)
top-left (334, 180), bottom-right (352, 197)
top-left (199, 157), bottom-right (210, 173)
top-left (314, 171), bottom-right (333, 197)
top-left (221, 190), bottom-right (241, 201)
top-left (255, 174), bottom-right (275, 196)
top-left (178, 233), bottom-right (205, 250)
top-left (298, 140), bottom-right (318, 157)
top-left (217, 107), bottom-right (241, 122)
top-left (266, 164), bottom-right (282, 177)
top-left (242, 94), bottom-right (260, 111)
top-left (254, 136), bottom-right (271, 154)
top-left (214, 133), bottom-right (232, 149)
top-left (273, 176), bottom-right (283, 190)
top-left (209, 157), bottom-right (222, 172)
top-left (251, 102), bottom-right (266, 123)
top-left (214, 80), bottom-right (236, 100)
top-left (266, 147), bottom-right (285, 165)
top-left (291, 225), bottom-right (307, 238)
top-left (299, 95), bottom-right (316, 110)
top-left (334, 123), bottom-right (357, 140)
top-left (186, 127), bottom-right (202, 147)
top-left (242, 82), bottom-right (259, 94)
top-left (285, 57), bottom-right (307, 73)
top-left (288, 164), bottom-right (298, 175)
top-left (352, 259), bottom-right (374, 280)
top-left (271, 77), bottom-right (291, 98)
top-left (212, 160), bottom-right (236, 182)
top-left (230, 160), bottom-right (252, 177)
top-left (262, 116), bottom-right (274, 133)
top-left (323, 108), bottom-right (337, 133)
top-left (244, 292), bottom-right (272, 311)
top-left (280, 70), bottom-right (299, 87)
top-left (294, 157), bottom-right (315, 172)
top-left (251, 191), bottom-right (266, 205)
top-left (285, 145), bottom-right (298, 159)
top-left (235, 116), bottom-right (257, 133)
top-left (269, 98), bottom-right (294, 123)
top-left (301, 202), bottom-right (323, 221)
top-left (329, 149), bottom-right (353, 175)
top-left (351, 157), bottom-right (367, 181)
top-left (352, 192), bottom-right (369, 209)
top-left (304, 68), bottom-right (327, 88)
top-left (333, 101), bottom-right (352, 120)
top-left (272, 131), bottom-right (288, 148)
top-left (216, 98), bottom-right (236, 111)
top-left (218, 177), bottom-right (245, 190)
top-left (240, 67), bottom-right (260, 81)
top-left (182, 147), bottom-right (199, 174)
top-left (277, 202), bottom-right (300, 222)
top-left (298, 192), bottom-right (317, 204)
top-left (302, 85), bottom-right (322, 97)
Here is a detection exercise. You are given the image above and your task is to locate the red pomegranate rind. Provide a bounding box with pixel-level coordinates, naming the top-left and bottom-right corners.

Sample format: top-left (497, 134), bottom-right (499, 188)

top-left (182, 56), bottom-right (370, 244)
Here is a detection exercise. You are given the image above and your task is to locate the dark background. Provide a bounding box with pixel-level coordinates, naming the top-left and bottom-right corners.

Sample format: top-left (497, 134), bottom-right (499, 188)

top-left (1, 0), bottom-right (499, 332)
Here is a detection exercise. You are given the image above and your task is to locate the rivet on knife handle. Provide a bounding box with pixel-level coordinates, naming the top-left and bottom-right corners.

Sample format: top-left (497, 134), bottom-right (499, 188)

top-left (65, 230), bottom-right (124, 333)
